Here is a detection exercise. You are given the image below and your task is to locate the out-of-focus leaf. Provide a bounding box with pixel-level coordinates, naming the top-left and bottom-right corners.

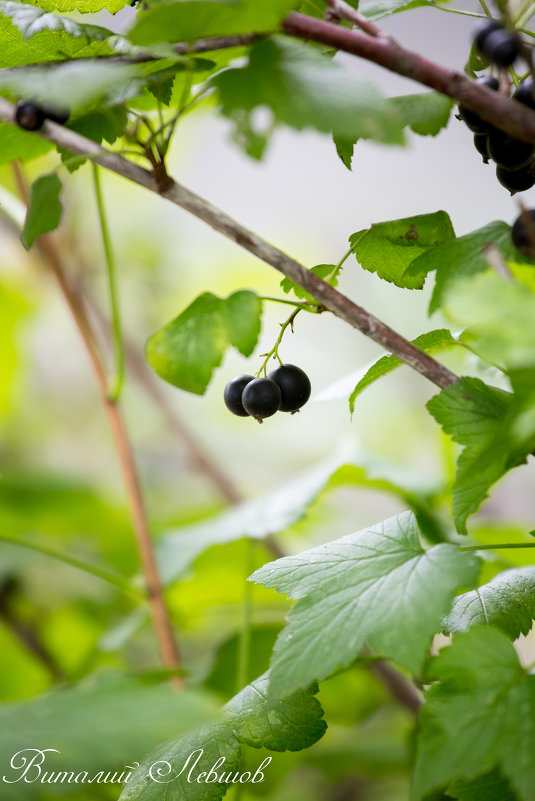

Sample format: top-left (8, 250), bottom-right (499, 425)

top-left (20, 173), bottom-right (62, 249)
top-left (280, 264), bottom-right (337, 302)
top-left (360, 0), bottom-right (434, 20)
top-left (390, 92), bottom-right (453, 136)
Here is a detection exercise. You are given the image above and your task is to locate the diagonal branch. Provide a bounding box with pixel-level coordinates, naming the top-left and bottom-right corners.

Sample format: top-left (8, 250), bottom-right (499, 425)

top-left (0, 98), bottom-right (458, 391)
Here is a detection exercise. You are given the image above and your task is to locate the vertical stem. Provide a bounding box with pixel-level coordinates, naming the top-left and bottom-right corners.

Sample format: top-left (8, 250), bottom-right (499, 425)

top-left (236, 540), bottom-right (255, 694)
top-left (92, 164), bottom-right (124, 401)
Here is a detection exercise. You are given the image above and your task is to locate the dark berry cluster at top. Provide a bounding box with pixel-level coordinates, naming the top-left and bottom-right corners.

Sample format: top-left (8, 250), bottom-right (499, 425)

top-left (511, 208), bottom-right (535, 255)
top-left (15, 100), bottom-right (70, 132)
top-left (224, 365), bottom-right (311, 423)
top-left (458, 21), bottom-right (535, 194)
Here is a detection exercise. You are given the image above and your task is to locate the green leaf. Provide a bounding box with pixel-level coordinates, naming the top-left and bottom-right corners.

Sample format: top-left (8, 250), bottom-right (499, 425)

top-left (128, 0), bottom-right (298, 46)
top-left (333, 135), bottom-right (355, 170)
top-left (280, 263), bottom-right (337, 302)
top-left (360, 0), bottom-right (434, 20)
top-left (448, 771), bottom-right (516, 801)
top-left (145, 290), bottom-right (261, 395)
top-left (251, 511), bottom-right (480, 700)
top-left (349, 211), bottom-right (455, 289)
top-left (214, 37), bottom-right (405, 145)
top-left (442, 566), bottom-right (535, 640)
top-left (390, 92), bottom-right (453, 136)
top-left (0, 672), bottom-right (217, 801)
top-left (22, 0), bottom-right (128, 14)
top-left (413, 627), bottom-right (535, 801)
top-left (348, 329), bottom-right (461, 412)
top-left (59, 107), bottom-right (128, 171)
top-left (0, 1), bottom-right (112, 42)
top-left (20, 173), bottom-right (62, 249)
top-left (402, 221), bottom-right (524, 313)
top-left (120, 673), bottom-right (326, 801)
top-left (0, 121), bottom-right (52, 164)
top-left (427, 377), bottom-right (535, 534)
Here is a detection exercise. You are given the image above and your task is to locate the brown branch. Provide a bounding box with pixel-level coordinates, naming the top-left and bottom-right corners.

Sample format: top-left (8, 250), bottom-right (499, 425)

top-left (1, 102), bottom-right (458, 391)
top-left (282, 12), bottom-right (535, 145)
top-left (368, 658), bottom-right (422, 715)
top-left (323, 0), bottom-right (384, 38)
top-left (13, 162), bottom-right (183, 685)
top-left (173, 32), bottom-right (260, 55)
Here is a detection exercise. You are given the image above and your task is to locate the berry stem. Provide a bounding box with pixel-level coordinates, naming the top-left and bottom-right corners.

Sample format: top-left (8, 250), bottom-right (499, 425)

top-left (260, 295), bottom-right (316, 310)
top-left (92, 163), bottom-right (125, 402)
top-left (459, 542), bottom-right (535, 550)
top-left (257, 308), bottom-right (300, 377)
top-left (330, 245), bottom-right (354, 281)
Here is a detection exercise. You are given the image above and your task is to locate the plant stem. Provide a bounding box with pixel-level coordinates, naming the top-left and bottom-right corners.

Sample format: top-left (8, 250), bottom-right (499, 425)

top-left (0, 532), bottom-right (143, 599)
top-left (236, 540), bottom-right (255, 694)
top-left (92, 163), bottom-right (125, 401)
top-left (260, 296), bottom-right (315, 310)
top-left (257, 308), bottom-right (300, 376)
top-left (459, 542), bottom-right (535, 551)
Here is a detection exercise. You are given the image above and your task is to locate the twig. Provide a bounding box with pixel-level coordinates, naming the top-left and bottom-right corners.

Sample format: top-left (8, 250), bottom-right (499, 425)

top-left (323, 0), bottom-right (384, 37)
top-left (172, 32), bottom-right (260, 55)
top-left (368, 659), bottom-right (422, 715)
top-left (282, 12), bottom-right (535, 144)
top-left (1, 103), bottom-right (458, 391)
top-left (13, 162), bottom-right (183, 685)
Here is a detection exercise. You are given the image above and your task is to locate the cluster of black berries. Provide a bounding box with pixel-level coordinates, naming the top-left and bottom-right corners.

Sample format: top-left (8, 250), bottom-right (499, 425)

top-left (224, 365), bottom-right (311, 423)
top-left (511, 208), bottom-right (535, 255)
top-left (15, 100), bottom-right (69, 132)
top-left (459, 22), bottom-right (535, 194)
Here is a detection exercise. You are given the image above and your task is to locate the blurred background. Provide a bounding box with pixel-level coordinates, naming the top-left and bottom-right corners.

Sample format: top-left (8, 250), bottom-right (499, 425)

top-left (1, 2), bottom-right (535, 799)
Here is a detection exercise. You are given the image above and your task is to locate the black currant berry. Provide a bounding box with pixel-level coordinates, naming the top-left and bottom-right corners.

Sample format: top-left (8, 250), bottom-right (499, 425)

top-left (514, 77), bottom-right (535, 110)
top-left (479, 28), bottom-right (519, 67)
top-left (44, 105), bottom-right (70, 125)
top-left (223, 374), bottom-right (254, 417)
top-left (511, 209), bottom-right (535, 254)
top-left (473, 133), bottom-right (490, 162)
top-left (459, 76), bottom-right (499, 133)
top-left (487, 130), bottom-right (534, 170)
top-left (268, 364), bottom-right (311, 413)
top-left (496, 163), bottom-right (535, 193)
top-left (473, 19), bottom-right (503, 52)
top-left (241, 378), bottom-right (282, 423)
top-left (15, 100), bottom-right (45, 131)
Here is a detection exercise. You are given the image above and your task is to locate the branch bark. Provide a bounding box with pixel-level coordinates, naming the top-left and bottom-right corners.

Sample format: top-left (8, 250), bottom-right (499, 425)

top-left (12, 163), bottom-right (183, 685)
top-left (283, 12), bottom-right (535, 145)
top-left (1, 100), bottom-right (458, 391)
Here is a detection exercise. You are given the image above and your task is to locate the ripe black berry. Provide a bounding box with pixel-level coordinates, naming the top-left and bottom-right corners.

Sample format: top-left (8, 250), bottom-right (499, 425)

top-left (15, 100), bottom-right (45, 131)
top-left (223, 374), bottom-right (254, 417)
top-left (473, 133), bottom-right (490, 162)
top-left (514, 77), bottom-right (535, 110)
top-left (459, 76), bottom-right (499, 133)
top-left (487, 130), bottom-right (534, 170)
top-left (268, 364), bottom-right (311, 413)
top-left (473, 19), bottom-right (503, 52)
top-left (496, 164), bottom-right (535, 193)
top-left (241, 378), bottom-right (281, 423)
top-left (479, 28), bottom-right (519, 67)
top-left (44, 105), bottom-right (70, 125)
top-left (511, 209), bottom-right (535, 255)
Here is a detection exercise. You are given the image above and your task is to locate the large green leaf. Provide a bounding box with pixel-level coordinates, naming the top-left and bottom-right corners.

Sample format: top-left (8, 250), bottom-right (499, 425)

top-left (390, 92), bottom-right (453, 136)
top-left (20, 173), bottom-right (62, 249)
top-left (427, 377), bottom-right (535, 534)
top-left (128, 0), bottom-right (298, 46)
top-left (347, 329), bottom-right (461, 412)
top-left (120, 673), bottom-right (326, 801)
top-left (251, 511), bottom-right (479, 700)
top-left (447, 771), bottom-right (516, 801)
top-left (402, 221), bottom-right (525, 313)
top-left (442, 566), bottom-right (535, 639)
top-left (145, 290), bottom-right (261, 395)
top-left (349, 211), bottom-right (455, 289)
top-left (0, 672), bottom-right (217, 800)
top-left (413, 627), bottom-right (535, 801)
top-left (213, 37), bottom-right (405, 145)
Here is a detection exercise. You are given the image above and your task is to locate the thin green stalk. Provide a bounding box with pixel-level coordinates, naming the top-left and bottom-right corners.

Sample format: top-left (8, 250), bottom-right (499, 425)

top-left (330, 246), bottom-right (354, 281)
top-left (459, 542), bottom-right (535, 551)
top-left (92, 164), bottom-right (124, 401)
top-left (260, 296), bottom-right (316, 310)
top-left (477, 0), bottom-right (493, 18)
top-left (236, 539), bottom-right (255, 694)
top-left (0, 532), bottom-right (143, 599)
top-left (257, 308), bottom-right (300, 376)
top-left (429, 3), bottom-right (487, 18)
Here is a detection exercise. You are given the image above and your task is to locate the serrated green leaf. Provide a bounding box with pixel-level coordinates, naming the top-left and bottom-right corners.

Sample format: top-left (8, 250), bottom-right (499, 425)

top-left (447, 771), bottom-right (516, 801)
top-left (413, 627), bottom-right (535, 801)
top-left (25, 0), bottom-right (128, 14)
top-left (120, 673), bottom-right (326, 801)
top-left (145, 290), bottom-right (261, 395)
top-left (442, 567), bottom-right (535, 640)
top-left (251, 511), bottom-right (480, 700)
top-left (333, 135), bottom-right (355, 170)
top-left (349, 329), bottom-right (461, 412)
top-left (214, 37), bottom-right (405, 145)
top-left (361, 0), bottom-right (434, 19)
top-left (128, 0), bottom-right (298, 47)
top-left (0, 1), bottom-right (112, 41)
top-left (350, 211), bottom-right (455, 289)
top-left (390, 92), bottom-right (453, 136)
top-left (402, 221), bottom-right (524, 313)
top-left (280, 264), bottom-right (337, 302)
top-left (0, 672), bottom-right (217, 801)
top-left (427, 377), bottom-right (535, 534)
top-left (20, 173), bottom-right (62, 249)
